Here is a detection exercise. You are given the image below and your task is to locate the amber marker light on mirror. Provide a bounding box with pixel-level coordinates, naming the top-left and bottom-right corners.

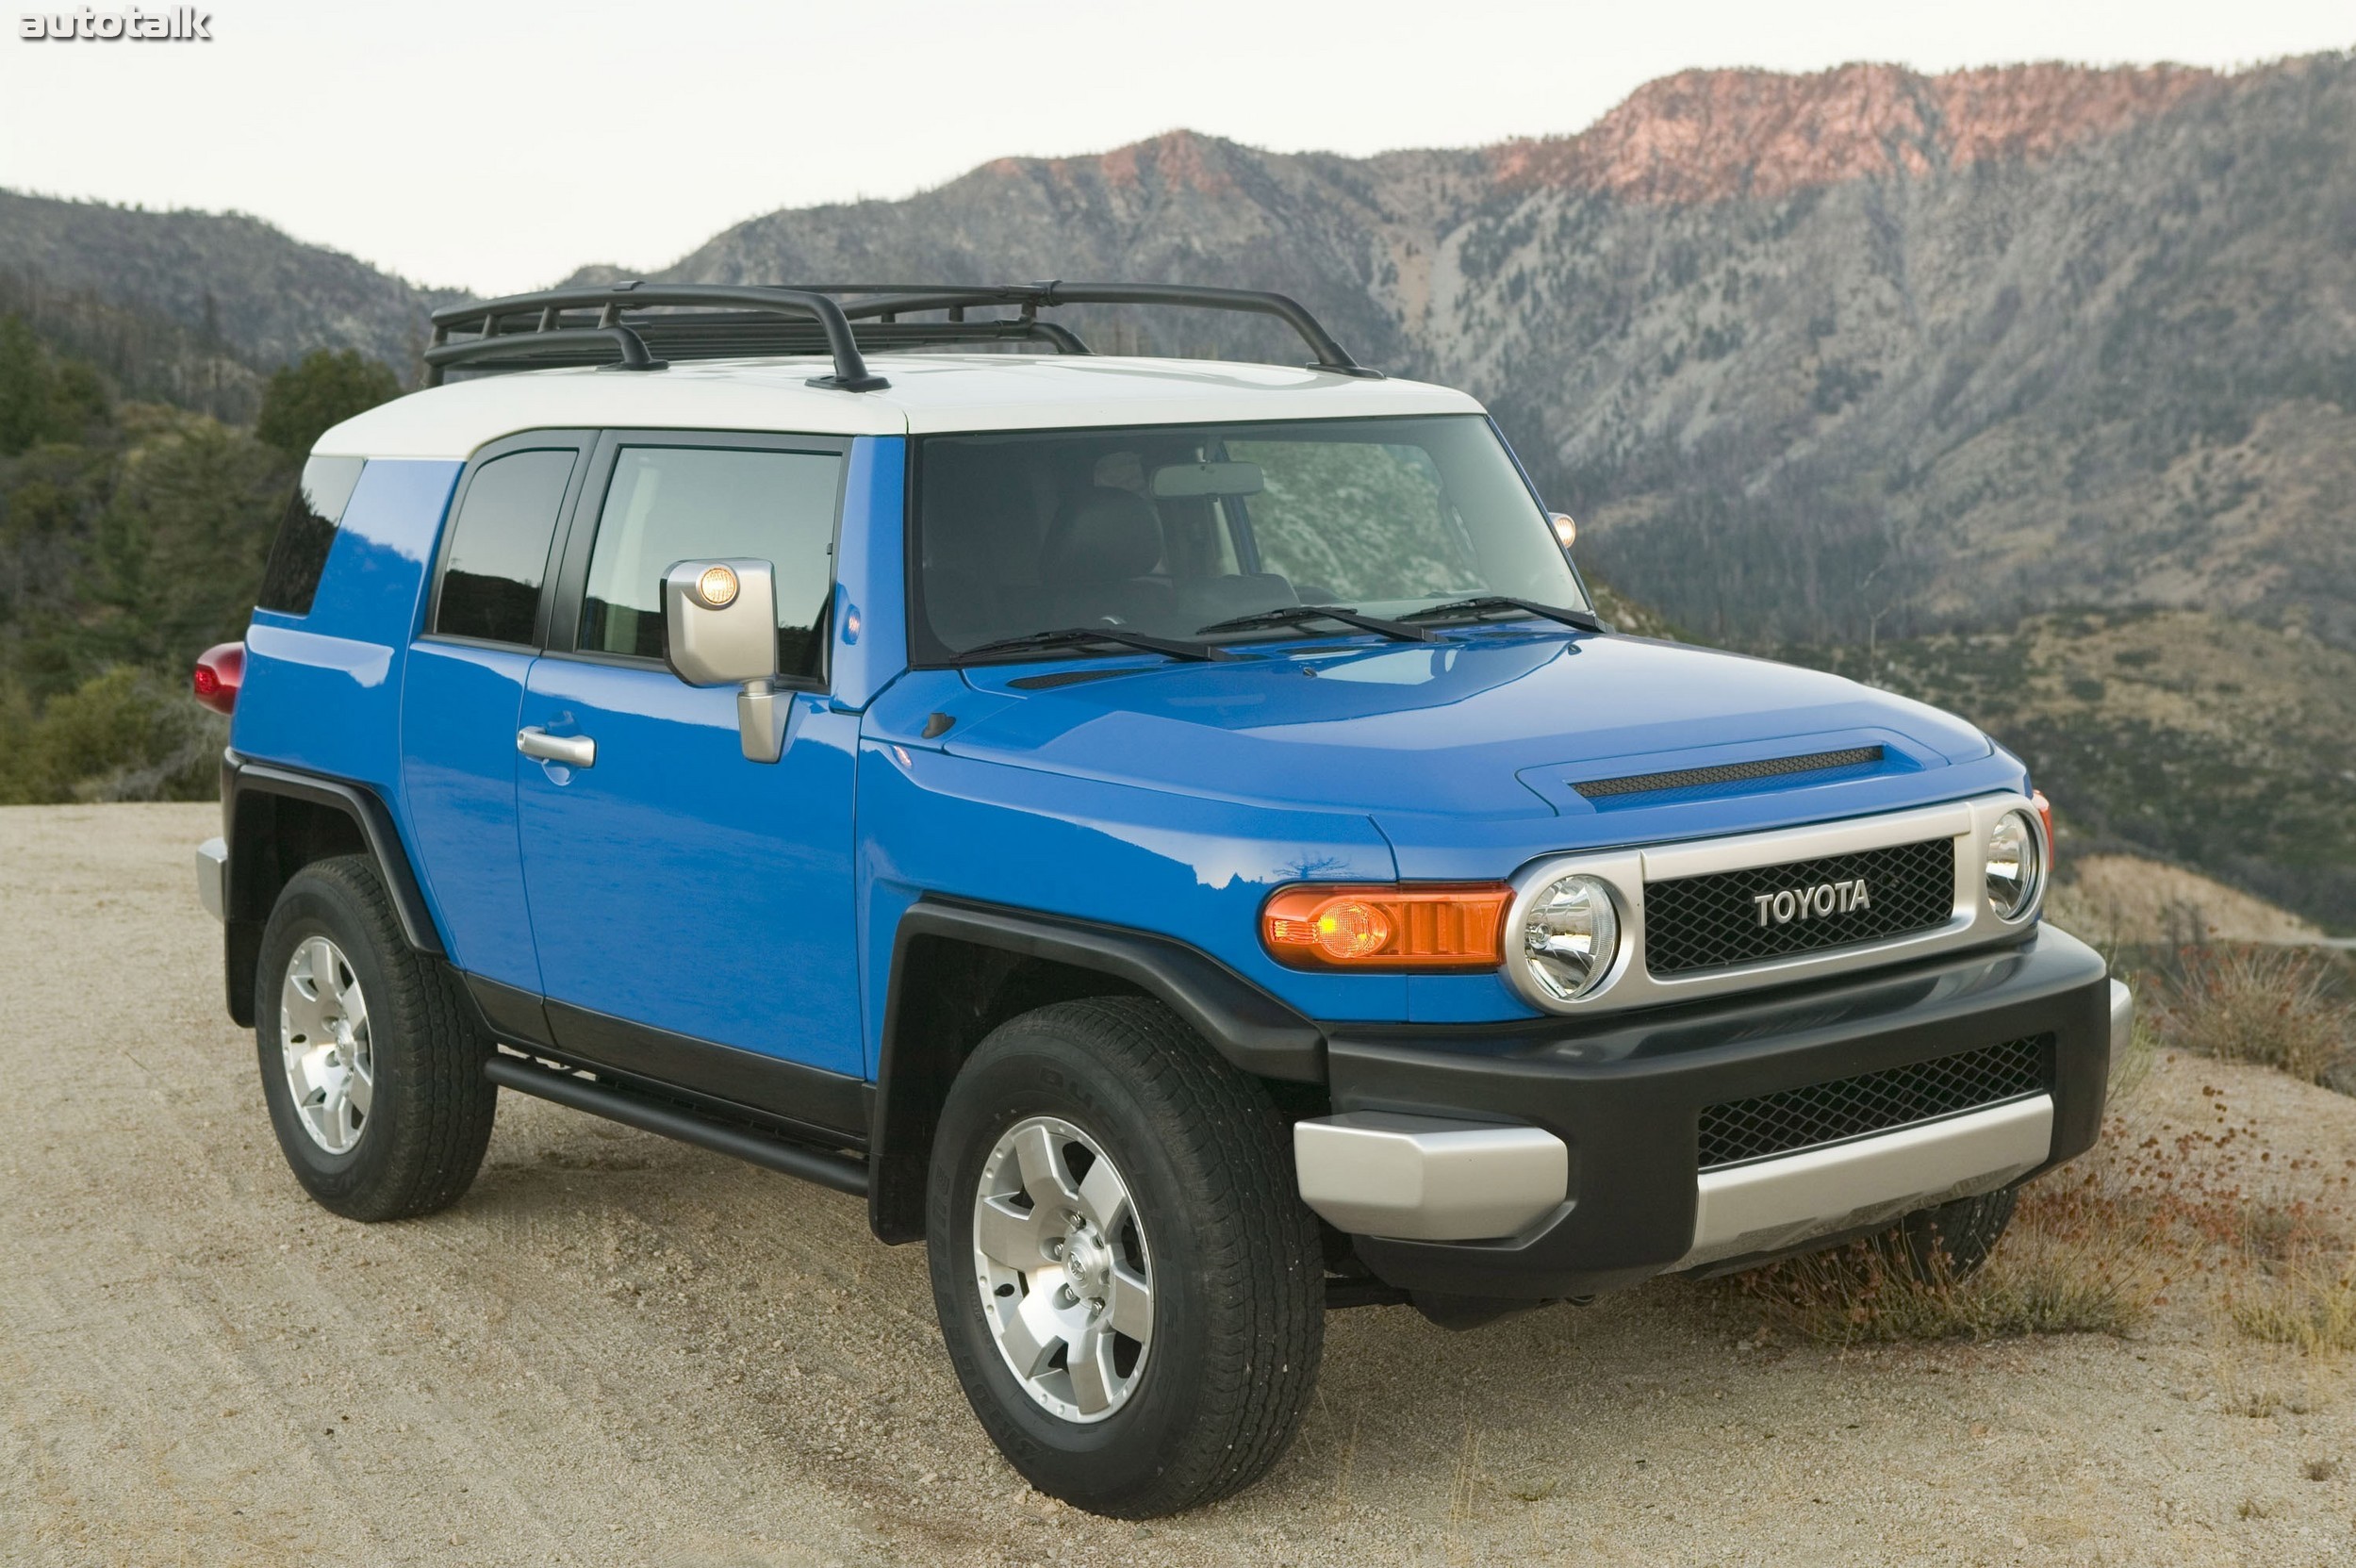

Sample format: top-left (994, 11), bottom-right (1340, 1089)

top-left (696, 564), bottom-right (740, 608)
top-left (1260, 884), bottom-right (1511, 971)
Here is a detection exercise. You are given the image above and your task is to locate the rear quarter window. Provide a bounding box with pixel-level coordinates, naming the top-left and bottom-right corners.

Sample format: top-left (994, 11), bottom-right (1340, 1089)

top-left (255, 455), bottom-right (367, 616)
top-left (431, 447), bottom-right (578, 645)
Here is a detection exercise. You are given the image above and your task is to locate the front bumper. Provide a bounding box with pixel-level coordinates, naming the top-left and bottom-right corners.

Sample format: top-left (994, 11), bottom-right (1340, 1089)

top-left (1299, 926), bottom-right (2117, 1301)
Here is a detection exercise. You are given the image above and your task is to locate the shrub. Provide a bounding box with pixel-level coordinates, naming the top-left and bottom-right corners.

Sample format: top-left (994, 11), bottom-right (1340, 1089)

top-left (255, 348), bottom-right (399, 461)
top-left (2232, 1273), bottom-right (2356, 1355)
top-left (0, 665), bottom-right (222, 803)
top-left (2151, 944), bottom-right (2355, 1084)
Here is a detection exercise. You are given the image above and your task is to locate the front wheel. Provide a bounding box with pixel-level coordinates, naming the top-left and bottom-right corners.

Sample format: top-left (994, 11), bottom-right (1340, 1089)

top-left (926, 998), bottom-right (1324, 1518)
top-left (1879, 1184), bottom-right (2019, 1285)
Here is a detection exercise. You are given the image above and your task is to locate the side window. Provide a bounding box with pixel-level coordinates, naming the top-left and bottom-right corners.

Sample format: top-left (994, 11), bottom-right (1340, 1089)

top-left (432, 448), bottom-right (576, 645)
top-left (578, 445), bottom-right (843, 679)
top-left (255, 455), bottom-right (366, 616)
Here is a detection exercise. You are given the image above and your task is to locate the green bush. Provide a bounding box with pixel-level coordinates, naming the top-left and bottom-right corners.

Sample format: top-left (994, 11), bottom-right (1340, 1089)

top-left (0, 666), bottom-right (223, 804)
top-left (255, 348), bottom-right (399, 461)
top-left (0, 313), bottom-right (107, 454)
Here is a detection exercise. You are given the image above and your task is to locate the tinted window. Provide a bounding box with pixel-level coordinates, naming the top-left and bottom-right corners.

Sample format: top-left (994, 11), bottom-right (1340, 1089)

top-left (255, 455), bottom-right (366, 616)
top-left (433, 449), bottom-right (575, 645)
top-left (911, 415), bottom-right (1581, 658)
top-left (579, 446), bottom-right (842, 678)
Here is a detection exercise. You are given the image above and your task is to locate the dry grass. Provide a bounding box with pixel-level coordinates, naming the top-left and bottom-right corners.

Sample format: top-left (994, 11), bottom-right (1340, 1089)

top-left (1728, 1172), bottom-right (2155, 1345)
top-left (2232, 1272), bottom-right (2356, 1354)
top-left (2150, 944), bottom-right (2355, 1084)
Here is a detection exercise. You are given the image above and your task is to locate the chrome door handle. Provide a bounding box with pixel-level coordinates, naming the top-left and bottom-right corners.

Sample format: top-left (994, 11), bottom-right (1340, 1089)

top-left (517, 727), bottom-right (595, 767)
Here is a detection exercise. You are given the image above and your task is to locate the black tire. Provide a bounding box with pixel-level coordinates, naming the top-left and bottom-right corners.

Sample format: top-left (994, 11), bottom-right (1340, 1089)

top-left (926, 997), bottom-right (1324, 1518)
top-left (255, 855), bottom-right (497, 1222)
top-left (1879, 1184), bottom-right (2018, 1285)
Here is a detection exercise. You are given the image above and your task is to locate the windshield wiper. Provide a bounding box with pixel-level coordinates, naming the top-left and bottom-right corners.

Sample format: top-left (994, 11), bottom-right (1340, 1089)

top-left (1194, 604), bottom-right (1438, 643)
top-left (1401, 595), bottom-right (1609, 634)
top-left (961, 626), bottom-right (1235, 663)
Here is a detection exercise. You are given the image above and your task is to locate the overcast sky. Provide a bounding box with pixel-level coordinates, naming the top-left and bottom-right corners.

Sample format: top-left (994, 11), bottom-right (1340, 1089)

top-left (1, 0), bottom-right (2348, 295)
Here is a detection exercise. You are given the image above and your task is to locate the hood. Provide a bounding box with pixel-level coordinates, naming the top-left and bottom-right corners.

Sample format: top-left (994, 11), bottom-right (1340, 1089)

top-left (936, 631), bottom-right (1997, 834)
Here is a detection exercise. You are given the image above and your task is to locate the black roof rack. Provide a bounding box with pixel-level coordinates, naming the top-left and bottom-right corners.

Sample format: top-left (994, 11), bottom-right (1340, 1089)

top-left (423, 281), bottom-right (1381, 391)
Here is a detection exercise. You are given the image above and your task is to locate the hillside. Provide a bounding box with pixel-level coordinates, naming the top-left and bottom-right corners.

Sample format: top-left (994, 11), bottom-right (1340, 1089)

top-left (0, 190), bottom-right (452, 375)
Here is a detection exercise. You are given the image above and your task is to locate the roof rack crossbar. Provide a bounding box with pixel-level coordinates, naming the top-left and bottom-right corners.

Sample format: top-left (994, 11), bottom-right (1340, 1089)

top-left (427, 323), bottom-right (668, 376)
top-left (426, 284), bottom-right (889, 391)
top-left (802, 282), bottom-right (1380, 377)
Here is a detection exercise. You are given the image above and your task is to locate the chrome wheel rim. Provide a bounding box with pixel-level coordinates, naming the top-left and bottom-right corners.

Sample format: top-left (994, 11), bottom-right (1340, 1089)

top-left (278, 935), bottom-right (372, 1155)
top-left (971, 1115), bottom-right (1155, 1423)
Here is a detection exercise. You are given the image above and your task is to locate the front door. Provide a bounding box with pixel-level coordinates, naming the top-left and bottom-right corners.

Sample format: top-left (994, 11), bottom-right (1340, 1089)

top-left (516, 430), bottom-right (865, 1108)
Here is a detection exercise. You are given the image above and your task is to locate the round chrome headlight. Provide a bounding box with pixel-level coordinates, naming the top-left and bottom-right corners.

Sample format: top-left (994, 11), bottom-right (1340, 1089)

top-left (1522, 874), bottom-right (1622, 1001)
top-left (1985, 809), bottom-right (2044, 921)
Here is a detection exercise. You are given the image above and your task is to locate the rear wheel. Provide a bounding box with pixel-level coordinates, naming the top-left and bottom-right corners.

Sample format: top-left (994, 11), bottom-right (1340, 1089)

top-left (255, 855), bottom-right (497, 1221)
top-left (926, 997), bottom-right (1323, 1518)
top-left (1880, 1185), bottom-right (2018, 1285)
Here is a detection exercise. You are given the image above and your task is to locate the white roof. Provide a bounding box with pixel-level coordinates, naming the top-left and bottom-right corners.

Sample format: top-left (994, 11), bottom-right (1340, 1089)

top-left (314, 354), bottom-right (1488, 460)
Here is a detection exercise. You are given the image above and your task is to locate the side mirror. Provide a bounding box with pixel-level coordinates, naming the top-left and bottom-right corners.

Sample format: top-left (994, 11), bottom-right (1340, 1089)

top-left (662, 559), bottom-right (788, 763)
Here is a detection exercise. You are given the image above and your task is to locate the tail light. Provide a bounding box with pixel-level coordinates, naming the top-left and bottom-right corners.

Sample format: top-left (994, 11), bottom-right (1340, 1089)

top-left (1261, 883), bottom-right (1510, 971)
top-left (192, 641), bottom-right (244, 715)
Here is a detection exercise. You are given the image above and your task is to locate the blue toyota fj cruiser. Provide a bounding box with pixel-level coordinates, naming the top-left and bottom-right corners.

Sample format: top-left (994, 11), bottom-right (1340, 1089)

top-left (193, 282), bottom-right (2128, 1517)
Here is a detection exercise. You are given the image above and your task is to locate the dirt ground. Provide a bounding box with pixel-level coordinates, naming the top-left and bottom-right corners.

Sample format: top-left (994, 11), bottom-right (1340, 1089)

top-left (6, 802), bottom-right (2356, 1567)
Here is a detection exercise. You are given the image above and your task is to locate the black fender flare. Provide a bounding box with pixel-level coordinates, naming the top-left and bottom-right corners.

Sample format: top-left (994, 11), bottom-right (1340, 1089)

top-left (865, 897), bottom-right (1326, 1242)
top-left (220, 751), bottom-right (443, 1024)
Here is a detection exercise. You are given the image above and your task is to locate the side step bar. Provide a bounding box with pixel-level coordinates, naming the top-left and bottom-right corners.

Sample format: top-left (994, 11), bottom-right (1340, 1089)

top-left (485, 1051), bottom-right (869, 1197)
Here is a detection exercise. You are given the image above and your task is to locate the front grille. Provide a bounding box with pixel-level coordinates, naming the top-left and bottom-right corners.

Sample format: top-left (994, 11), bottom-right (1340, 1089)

top-left (1697, 1035), bottom-right (2050, 1169)
top-left (1574, 745), bottom-right (1885, 801)
top-left (1644, 837), bottom-right (1955, 977)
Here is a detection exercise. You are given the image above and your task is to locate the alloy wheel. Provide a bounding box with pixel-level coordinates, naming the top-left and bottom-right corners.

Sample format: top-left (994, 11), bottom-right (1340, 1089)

top-left (278, 934), bottom-right (373, 1155)
top-left (970, 1115), bottom-right (1156, 1422)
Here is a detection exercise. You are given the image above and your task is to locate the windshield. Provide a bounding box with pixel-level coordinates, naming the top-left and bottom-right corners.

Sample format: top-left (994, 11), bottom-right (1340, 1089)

top-left (911, 415), bottom-right (1588, 659)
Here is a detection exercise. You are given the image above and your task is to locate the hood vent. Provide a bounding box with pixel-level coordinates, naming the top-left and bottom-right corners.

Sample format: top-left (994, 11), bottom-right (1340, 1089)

top-left (1573, 745), bottom-right (1886, 802)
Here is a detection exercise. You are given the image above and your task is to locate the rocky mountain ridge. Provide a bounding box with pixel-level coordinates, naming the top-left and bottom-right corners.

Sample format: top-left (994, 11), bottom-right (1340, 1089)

top-left (1488, 61), bottom-right (2217, 202)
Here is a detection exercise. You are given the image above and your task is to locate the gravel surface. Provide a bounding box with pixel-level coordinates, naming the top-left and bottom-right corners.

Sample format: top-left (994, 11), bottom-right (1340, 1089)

top-left (5, 802), bottom-right (2354, 1566)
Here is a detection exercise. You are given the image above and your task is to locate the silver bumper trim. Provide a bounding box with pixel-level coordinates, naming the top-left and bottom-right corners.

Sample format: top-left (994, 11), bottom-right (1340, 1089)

top-left (2109, 978), bottom-right (2134, 1061)
top-left (195, 836), bottom-right (227, 922)
top-left (1676, 1093), bottom-right (2054, 1271)
top-left (1294, 1113), bottom-right (1569, 1242)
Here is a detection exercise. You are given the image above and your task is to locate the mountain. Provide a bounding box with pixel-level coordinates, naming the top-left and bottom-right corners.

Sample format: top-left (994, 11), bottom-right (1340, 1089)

top-left (642, 53), bottom-right (2356, 654)
top-left (0, 189), bottom-right (453, 378)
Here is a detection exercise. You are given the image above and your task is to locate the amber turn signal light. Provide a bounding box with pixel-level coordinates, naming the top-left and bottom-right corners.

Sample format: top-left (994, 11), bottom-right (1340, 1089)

top-left (1261, 883), bottom-right (1511, 971)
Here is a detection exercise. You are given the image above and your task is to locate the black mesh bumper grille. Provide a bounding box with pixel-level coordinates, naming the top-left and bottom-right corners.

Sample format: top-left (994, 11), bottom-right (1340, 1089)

top-left (1644, 837), bottom-right (1955, 976)
top-left (1697, 1035), bottom-right (2050, 1170)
